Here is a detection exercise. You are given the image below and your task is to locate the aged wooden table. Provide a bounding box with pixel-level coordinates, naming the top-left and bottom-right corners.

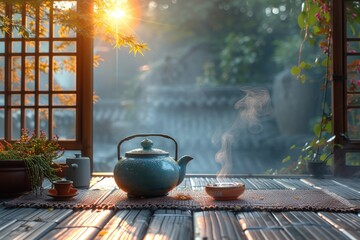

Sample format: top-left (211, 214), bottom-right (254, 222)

top-left (0, 174), bottom-right (359, 240)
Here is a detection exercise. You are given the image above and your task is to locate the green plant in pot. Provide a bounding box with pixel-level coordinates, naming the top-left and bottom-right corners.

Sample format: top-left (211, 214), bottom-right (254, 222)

top-left (0, 129), bottom-right (64, 195)
top-left (282, 115), bottom-right (341, 177)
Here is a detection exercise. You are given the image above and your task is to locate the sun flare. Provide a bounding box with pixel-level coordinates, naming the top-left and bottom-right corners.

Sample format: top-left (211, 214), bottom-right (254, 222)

top-left (108, 8), bottom-right (126, 20)
top-left (99, 0), bottom-right (140, 34)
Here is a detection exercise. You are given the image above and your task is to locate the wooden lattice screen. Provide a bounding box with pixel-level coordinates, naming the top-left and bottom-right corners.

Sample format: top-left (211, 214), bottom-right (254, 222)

top-left (333, 0), bottom-right (360, 176)
top-left (0, 0), bottom-right (93, 164)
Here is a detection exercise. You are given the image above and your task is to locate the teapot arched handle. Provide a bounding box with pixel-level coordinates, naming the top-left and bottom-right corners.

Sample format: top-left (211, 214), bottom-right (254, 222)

top-left (117, 134), bottom-right (178, 161)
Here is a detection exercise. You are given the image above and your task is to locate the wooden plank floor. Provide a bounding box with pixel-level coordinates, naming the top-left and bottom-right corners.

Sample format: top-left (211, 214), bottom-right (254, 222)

top-left (0, 176), bottom-right (359, 240)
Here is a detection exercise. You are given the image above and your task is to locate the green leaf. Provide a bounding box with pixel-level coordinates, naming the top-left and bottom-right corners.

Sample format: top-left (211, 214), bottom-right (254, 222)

top-left (298, 12), bottom-right (306, 29)
top-left (321, 58), bottom-right (329, 67)
top-left (300, 74), bottom-right (306, 83)
top-left (351, 25), bottom-right (356, 37)
top-left (314, 123), bottom-right (321, 138)
top-left (282, 156), bottom-right (291, 163)
top-left (290, 145), bottom-right (296, 150)
top-left (320, 153), bottom-right (327, 161)
top-left (308, 38), bottom-right (315, 46)
top-left (307, 3), bottom-right (320, 26)
top-left (301, 62), bottom-right (312, 70)
top-left (325, 120), bottom-right (332, 133)
top-left (325, 12), bottom-right (330, 23)
top-left (300, 61), bottom-right (307, 69)
top-left (291, 66), bottom-right (301, 75)
top-left (313, 26), bottom-right (321, 34)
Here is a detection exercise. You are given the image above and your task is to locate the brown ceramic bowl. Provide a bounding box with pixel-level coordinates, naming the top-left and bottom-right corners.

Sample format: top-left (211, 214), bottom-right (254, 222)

top-left (205, 182), bottom-right (245, 201)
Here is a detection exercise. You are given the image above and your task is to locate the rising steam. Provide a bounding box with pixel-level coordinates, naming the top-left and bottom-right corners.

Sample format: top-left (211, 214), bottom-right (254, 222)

top-left (215, 87), bottom-right (272, 177)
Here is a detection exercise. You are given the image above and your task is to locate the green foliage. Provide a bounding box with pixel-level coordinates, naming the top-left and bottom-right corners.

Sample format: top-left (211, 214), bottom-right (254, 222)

top-left (196, 32), bottom-right (265, 85)
top-left (218, 33), bottom-right (260, 84)
top-left (0, 129), bottom-right (64, 193)
top-left (276, 0), bottom-right (335, 175)
top-left (297, 1), bottom-right (320, 29)
top-left (146, 0), bottom-right (302, 85)
top-left (292, 0), bottom-right (331, 83)
top-left (280, 114), bottom-right (337, 174)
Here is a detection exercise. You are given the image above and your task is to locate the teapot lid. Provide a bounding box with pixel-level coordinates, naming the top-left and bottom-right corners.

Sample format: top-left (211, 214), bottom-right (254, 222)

top-left (125, 138), bottom-right (169, 158)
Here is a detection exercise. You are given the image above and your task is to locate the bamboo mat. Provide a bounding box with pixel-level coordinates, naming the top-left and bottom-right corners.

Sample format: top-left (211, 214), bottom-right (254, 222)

top-left (3, 189), bottom-right (109, 209)
top-left (4, 188), bottom-right (357, 212)
top-left (102, 189), bottom-right (358, 212)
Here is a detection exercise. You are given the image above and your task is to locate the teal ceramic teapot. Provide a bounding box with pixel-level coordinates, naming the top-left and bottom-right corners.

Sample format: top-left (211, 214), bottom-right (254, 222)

top-left (114, 134), bottom-right (193, 197)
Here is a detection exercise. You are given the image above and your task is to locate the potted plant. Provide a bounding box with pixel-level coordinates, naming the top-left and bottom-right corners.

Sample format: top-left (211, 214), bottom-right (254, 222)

top-left (0, 129), bottom-right (64, 195)
top-left (281, 112), bottom-right (343, 177)
top-left (286, 137), bottom-right (334, 177)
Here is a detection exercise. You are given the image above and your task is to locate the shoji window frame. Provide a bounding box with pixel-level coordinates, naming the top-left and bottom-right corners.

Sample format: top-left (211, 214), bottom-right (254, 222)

top-left (0, 0), bottom-right (93, 167)
top-left (332, 0), bottom-right (360, 176)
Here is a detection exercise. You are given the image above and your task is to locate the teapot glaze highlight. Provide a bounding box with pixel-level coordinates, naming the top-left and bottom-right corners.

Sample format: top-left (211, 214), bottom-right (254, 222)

top-left (113, 134), bottom-right (193, 197)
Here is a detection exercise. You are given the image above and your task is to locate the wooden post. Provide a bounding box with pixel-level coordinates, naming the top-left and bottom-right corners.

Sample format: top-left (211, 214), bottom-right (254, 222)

top-left (331, 0), bottom-right (346, 176)
top-left (78, 0), bottom-right (94, 171)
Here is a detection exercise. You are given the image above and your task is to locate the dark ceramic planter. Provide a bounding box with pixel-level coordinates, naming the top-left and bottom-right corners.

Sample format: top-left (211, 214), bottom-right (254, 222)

top-left (0, 160), bottom-right (32, 196)
top-left (306, 161), bottom-right (328, 178)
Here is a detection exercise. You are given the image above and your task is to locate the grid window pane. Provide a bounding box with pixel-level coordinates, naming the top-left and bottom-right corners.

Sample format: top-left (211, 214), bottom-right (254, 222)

top-left (347, 56), bottom-right (360, 92)
top-left (39, 6), bottom-right (50, 38)
top-left (348, 41), bottom-right (360, 54)
top-left (53, 56), bottom-right (76, 91)
top-left (0, 56), bottom-right (4, 91)
top-left (39, 94), bottom-right (49, 106)
top-left (53, 41), bottom-right (76, 53)
top-left (347, 94), bottom-right (360, 106)
top-left (12, 41), bottom-right (22, 53)
top-left (26, 41), bottom-right (36, 53)
top-left (25, 56), bottom-right (35, 90)
top-left (25, 109), bottom-right (35, 130)
top-left (25, 94), bottom-right (35, 106)
top-left (39, 108), bottom-right (49, 135)
top-left (11, 94), bottom-right (21, 106)
top-left (348, 108), bottom-right (360, 140)
top-left (53, 108), bottom-right (76, 140)
top-left (0, 7), bottom-right (3, 38)
top-left (53, 1), bottom-right (77, 38)
top-left (11, 109), bottom-right (21, 140)
top-left (0, 95), bottom-right (4, 106)
top-left (0, 41), bottom-right (4, 53)
top-left (39, 56), bottom-right (49, 90)
top-left (11, 56), bottom-right (22, 91)
top-left (346, 152), bottom-right (360, 166)
top-left (11, 12), bottom-right (22, 38)
top-left (26, 4), bottom-right (36, 35)
top-left (346, 1), bottom-right (360, 38)
top-left (39, 41), bottom-right (49, 53)
top-left (53, 94), bottom-right (76, 106)
top-left (0, 109), bottom-right (4, 138)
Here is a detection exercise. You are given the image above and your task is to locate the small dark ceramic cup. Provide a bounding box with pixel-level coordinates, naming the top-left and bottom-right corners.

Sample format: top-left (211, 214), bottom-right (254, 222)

top-left (53, 180), bottom-right (73, 195)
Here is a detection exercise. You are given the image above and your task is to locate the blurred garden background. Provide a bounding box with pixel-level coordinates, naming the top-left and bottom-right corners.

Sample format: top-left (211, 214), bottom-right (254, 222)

top-left (92, 0), bottom-right (325, 174)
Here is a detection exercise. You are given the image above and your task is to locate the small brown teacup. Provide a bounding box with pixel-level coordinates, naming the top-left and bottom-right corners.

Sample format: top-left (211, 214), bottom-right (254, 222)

top-left (53, 180), bottom-right (73, 195)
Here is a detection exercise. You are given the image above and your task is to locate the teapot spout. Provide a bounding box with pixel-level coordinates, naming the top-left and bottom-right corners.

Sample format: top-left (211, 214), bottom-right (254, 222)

top-left (177, 155), bottom-right (193, 186)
